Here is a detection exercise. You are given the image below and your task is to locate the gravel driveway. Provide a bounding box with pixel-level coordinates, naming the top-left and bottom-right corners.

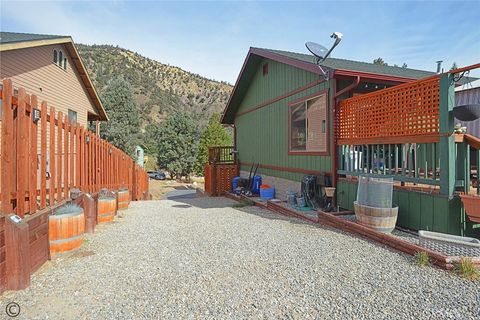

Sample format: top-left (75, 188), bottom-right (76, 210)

top-left (1, 196), bottom-right (478, 319)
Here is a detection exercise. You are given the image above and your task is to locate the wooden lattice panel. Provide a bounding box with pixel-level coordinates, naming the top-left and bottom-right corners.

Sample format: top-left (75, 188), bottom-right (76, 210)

top-left (215, 165), bottom-right (239, 195)
top-left (338, 76), bottom-right (440, 145)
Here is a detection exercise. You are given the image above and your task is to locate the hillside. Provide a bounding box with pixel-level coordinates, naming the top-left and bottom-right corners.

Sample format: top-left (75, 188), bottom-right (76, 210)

top-left (77, 44), bottom-right (232, 127)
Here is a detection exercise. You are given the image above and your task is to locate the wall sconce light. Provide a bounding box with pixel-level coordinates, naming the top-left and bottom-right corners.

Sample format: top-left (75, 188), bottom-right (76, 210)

top-left (109, 148), bottom-right (112, 155)
top-left (32, 108), bottom-right (40, 123)
top-left (86, 136), bottom-right (90, 144)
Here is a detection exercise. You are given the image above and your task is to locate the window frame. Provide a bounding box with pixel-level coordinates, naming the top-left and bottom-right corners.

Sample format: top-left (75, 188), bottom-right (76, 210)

top-left (262, 63), bottom-right (268, 76)
top-left (287, 89), bottom-right (329, 156)
top-left (67, 109), bottom-right (77, 124)
top-left (53, 49), bottom-right (58, 63)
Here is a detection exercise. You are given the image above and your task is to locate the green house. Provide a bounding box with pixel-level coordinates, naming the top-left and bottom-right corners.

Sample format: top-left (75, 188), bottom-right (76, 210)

top-left (221, 47), bottom-right (480, 237)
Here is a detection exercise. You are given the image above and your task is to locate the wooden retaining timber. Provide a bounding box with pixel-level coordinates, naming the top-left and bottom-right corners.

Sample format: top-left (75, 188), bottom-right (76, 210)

top-left (72, 194), bottom-right (96, 234)
top-left (224, 193), bottom-right (480, 270)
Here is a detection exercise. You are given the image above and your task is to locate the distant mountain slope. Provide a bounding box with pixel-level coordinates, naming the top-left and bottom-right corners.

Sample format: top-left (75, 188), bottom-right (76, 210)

top-left (77, 44), bottom-right (232, 127)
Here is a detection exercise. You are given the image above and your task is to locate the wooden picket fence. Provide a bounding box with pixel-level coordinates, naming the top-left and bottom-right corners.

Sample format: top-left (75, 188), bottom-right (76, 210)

top-left (0, 79), bottom-right (149, 218)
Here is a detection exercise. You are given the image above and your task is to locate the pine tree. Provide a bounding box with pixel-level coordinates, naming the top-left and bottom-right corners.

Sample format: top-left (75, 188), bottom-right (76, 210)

top-left (157, 112), bottom-right (199, 179)
top-left (100, 78), bottom-right (141, 157)
top-left (373, 57), bottom-right (388, 66)
top-left (194, 113), bottom-right (232, 175)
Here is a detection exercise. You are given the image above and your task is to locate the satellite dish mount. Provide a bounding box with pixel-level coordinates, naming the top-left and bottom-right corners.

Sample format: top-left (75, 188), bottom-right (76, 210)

top-left (305, 32), bottom-right (343, 80)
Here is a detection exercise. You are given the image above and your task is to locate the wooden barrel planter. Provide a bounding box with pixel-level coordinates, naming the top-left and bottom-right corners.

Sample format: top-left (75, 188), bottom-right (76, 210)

top-left (354, 201), bottom-right (399, 233)
top-left (117, 188), bottom-right (130, 210)
top-left (49, 204), bottom-right (85, 255)
top-left (97, 195), bottom-right (117, 223)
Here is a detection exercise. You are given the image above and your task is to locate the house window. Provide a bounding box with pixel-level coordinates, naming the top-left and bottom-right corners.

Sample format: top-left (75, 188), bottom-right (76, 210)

top-left (53, 50), bottom-right (58, 63)
top-left (289, 93), bottom-right (327, 153)
top-left (58, 51), bottom-right (63, 66)
top-left (262, 63), bottom-right (268, 76)
top-left (63, 58), bottom-right (67, 70)
top-left (68, 109), bottom-right (77, 124)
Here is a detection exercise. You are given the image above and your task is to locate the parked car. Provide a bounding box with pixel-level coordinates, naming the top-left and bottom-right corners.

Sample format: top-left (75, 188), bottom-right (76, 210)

top-left (147, 171), bottom-right (166, 180)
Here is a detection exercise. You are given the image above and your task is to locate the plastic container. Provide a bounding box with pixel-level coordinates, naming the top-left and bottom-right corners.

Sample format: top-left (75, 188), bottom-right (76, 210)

top-left (251, 175), bottom-right (262, 194)
top-left (260, 187), bottom-right (275, 200)
top-left (296, 196), bottom-right (306, 207)
top-left (287, 191), bottom-right (297, 207)
top-left (419, 230), bottom-right (480, 257)
top-left (232, 176), bottom-right (241, 191)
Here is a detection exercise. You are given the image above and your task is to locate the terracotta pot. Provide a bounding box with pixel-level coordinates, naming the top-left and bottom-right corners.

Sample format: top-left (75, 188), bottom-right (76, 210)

top-left (460, 194), bottom-right (480, 223)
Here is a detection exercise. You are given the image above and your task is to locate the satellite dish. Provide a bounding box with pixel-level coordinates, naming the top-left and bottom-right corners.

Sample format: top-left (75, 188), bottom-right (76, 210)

top-left (305, 42), bottom-right (328, 60)
top-left (305, 32), bottom-right (343, 79)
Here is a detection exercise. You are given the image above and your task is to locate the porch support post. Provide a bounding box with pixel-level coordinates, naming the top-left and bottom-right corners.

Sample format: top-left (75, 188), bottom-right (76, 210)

top-left (439, 73), bottom-right (455, 196)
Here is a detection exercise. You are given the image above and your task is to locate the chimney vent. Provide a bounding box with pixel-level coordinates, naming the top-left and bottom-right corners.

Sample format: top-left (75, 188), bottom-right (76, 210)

top-left (436, 61), bottom-right (443, 74)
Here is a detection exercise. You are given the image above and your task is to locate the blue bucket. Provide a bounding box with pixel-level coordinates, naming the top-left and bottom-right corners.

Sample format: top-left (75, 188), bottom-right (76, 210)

top-left (296, 196), bottom-right (306, 207)
top-left (251, 175), bottom-right (262, 194)
top-left (232, 176), bottom-right (241, 191)
top-left (260, 187), bottom-right (275, 200)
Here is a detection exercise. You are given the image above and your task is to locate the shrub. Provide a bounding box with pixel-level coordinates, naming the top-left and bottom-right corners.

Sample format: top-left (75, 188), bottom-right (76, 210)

top-left (455, 257), bottom-right (479, 280)
top-left (232, 199), bottom-right (255, 208)
top-left (415, 251), bottom-right (430, 267)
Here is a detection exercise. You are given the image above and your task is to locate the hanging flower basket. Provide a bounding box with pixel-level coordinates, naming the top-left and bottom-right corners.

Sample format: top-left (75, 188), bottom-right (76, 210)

top-left (453, 104), bottom-right (480, 122)
top-left (460, 194), bottom-right (480, 223)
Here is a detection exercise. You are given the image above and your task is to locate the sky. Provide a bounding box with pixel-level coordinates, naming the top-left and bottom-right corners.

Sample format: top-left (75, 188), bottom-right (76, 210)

top-left (1, 1), bottom-right (479, 83)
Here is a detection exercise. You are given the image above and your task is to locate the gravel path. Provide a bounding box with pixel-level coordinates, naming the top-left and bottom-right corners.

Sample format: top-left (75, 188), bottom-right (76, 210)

top-left (1, 197), bottom-right (478, 319)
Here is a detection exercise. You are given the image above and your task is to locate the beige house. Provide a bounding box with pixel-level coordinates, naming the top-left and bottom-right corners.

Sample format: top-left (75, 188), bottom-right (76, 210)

top-left (0, 32), bottom-right (107, 128)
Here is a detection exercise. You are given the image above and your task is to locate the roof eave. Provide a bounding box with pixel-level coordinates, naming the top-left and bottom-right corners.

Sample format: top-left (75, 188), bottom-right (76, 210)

top-left (333, 69), bottom-right (420, 83)
top-left (0, 37), bottom-right (72, 52)
top-left (64, 41), bottom-right (109, 121)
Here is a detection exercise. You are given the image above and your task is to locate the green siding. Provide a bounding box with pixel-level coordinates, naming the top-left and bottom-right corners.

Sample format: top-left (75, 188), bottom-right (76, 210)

top-left (337, 180), bottom-right (479, 237)
top-left (235, 58), bottom-right (333, 180)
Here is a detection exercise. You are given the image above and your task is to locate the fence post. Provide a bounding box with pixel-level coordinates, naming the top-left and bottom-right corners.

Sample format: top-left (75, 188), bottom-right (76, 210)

top-left (30, 95), bottom-right (38, 214)
top-left (16, 89), bottom-right (29, 217)
top-left (439, 74), bottom-right (455, 196)
top-left (5, 216), bottom-right (31, 290)
top-left (57, 111), bottom-right (63, 201)
top-left (40, 101), bottom-right (47, 208)
top-left (1, 79), bottom-right (14, 214)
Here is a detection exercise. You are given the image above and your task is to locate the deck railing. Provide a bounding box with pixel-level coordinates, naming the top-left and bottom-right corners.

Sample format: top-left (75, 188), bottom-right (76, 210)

top-left (208, 146), bottom-right (236, 164)
top-left (337, 64), bottom-right (480, 196)
top-left (0, 79), bottom-right (149, 217)
top-left (338, 142), bottom-right (441, 186)
top-left (205, 146), bottom-right (238, 196)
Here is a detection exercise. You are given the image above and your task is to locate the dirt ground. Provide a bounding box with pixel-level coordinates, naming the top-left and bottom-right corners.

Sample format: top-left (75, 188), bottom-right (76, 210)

top-left (148, 177), bottom-right (204, 199)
